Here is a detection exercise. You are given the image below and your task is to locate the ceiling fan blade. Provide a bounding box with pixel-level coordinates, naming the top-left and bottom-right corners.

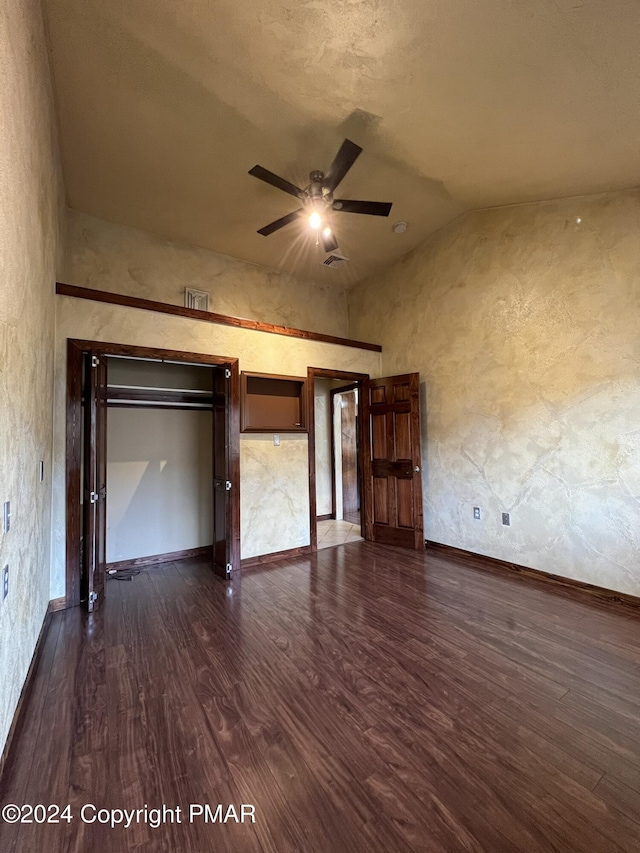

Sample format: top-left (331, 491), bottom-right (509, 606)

top-left (321, 230), bottom-right (340, 253)
top-left (257, 209), bottom-right (305, 236)
top-left (332, 199), bottom-right (392, 217)
top-left (324, 139), bottom-right (362, 192)
top-left (249, 165), bottom-right (304, 199)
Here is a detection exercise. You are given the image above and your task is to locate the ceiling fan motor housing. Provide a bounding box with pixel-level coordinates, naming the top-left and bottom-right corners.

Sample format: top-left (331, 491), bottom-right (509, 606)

top-left (308, 171), bottom-right (326, 204)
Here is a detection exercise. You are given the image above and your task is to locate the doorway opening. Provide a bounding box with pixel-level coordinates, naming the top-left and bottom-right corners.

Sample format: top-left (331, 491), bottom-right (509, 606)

top-left (307, 368), bottom-right (368, 552)
top-left (65, 340), bottom-right (240, 611)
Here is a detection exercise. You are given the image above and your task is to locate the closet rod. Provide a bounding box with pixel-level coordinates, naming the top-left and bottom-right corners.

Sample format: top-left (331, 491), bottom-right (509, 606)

top-left (162, 359), bottom-right (218, 368)
top-left (107, 401), bottom-right (213, 411)
top-left (106, 354), bottom-right (215, 368)
top-left (108, 384), bottom-right (212, 395)
top-left (105, 354), bottom-right (162, 362)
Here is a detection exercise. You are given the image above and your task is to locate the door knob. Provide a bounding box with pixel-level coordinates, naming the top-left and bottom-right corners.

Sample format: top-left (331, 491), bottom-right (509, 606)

top-left (414, 466), bottom-right (421, 473)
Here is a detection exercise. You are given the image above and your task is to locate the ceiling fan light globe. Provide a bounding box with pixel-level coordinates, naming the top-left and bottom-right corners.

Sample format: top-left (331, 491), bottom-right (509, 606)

top-left (309, 212), bottom-right (322, 229)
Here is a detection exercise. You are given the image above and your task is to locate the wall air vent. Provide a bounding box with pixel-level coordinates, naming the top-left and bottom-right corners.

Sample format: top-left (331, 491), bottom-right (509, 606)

top-left (322, 253), bottom-right (349, 270)
top-left (185, 288), bottom-right (209, 311)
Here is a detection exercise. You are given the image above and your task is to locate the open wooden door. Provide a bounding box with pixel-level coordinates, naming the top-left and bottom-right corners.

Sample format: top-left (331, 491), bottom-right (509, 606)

top-left (363, 373), bottom-right (424, 550)
top-left (82, 352), bottom-right (108, 611)
top-left (212, 367), bottom-right (232, 578)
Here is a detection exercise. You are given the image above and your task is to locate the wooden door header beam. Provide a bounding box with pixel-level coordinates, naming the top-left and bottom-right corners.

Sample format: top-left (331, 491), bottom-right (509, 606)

top-left (56, 283), bottom-right (382, 353)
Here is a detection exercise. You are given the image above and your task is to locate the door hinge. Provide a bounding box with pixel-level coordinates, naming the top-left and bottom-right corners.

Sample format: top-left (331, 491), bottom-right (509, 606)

top-left (225, 480), bottom-right (232, 491)
top-left (225, 563), bottom-right (232, 577)
top-left (89, 491), bottom-right (99, 503)
top-left (91, 355), bottom-right (100, 368)
top-left (225, 368), bottom-right (231, 379)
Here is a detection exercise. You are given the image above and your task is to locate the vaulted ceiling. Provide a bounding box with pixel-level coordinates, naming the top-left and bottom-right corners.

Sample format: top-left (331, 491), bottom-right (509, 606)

top-left (44, 0), bottom-right (640, 285)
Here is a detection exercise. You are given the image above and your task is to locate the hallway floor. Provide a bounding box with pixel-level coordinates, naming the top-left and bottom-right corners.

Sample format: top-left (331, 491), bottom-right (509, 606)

top-left (316, 518), bottom-right (363, 549)
top-left (2, 544), bottom-right (640, 851)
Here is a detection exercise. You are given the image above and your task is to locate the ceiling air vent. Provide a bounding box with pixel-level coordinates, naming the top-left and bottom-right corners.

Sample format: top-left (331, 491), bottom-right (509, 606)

top-left (185, 288), bottom-right (209, 310)
top-left (322, 253), bottom-right (349, 270)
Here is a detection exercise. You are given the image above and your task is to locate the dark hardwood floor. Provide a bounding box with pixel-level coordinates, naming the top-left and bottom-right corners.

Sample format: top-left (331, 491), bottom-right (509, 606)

top-left (2, 542), bottom-right (640, 851)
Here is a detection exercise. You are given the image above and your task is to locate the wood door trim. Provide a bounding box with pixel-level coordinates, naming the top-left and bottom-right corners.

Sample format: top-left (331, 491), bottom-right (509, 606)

top-left (106, 545), bottom-right (211, 571)
top-left (65, 339), bottom-right (241, 609)
top-left (330, 391), bottom-right (336, 523)
top-left (68, 339), bottom-right (241, 366)
top-left (81, 352), bottom-right (108, 611)
top-left (241, 544), bottom-right (312, 569)
top-left (311, 368), bottom-right (369, 382)
top-left (65, 340), bottom-right (84, 608)
top-left (307, 368), bottom-right (368, 552)
top-left (227, 362), bottom-right (241, 574)
top-left (57, 283), bottom-right (382, 353)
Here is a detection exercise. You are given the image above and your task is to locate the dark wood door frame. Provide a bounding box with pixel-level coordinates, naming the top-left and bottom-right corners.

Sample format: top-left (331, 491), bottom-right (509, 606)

top-left (81, 352), bottom-right (108, 612)
top-left (307, 368), bottom-right (368, 552)
top-left (65, 339), bottom-right (241, 609)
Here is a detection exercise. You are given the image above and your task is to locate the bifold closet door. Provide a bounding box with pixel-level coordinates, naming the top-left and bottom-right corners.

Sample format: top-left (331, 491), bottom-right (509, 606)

top-left (212, 367), bottom-right (232, 578)
top-left (82, 352), bottom-right (108, 611)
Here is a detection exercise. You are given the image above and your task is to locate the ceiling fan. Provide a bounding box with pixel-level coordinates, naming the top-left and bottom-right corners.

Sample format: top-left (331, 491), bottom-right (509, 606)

top-left (248, 139), bottom-right (392, 253)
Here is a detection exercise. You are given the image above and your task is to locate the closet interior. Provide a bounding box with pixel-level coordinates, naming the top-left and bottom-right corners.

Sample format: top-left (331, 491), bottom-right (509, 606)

top-left (104, 357), bottom-right (215, 567)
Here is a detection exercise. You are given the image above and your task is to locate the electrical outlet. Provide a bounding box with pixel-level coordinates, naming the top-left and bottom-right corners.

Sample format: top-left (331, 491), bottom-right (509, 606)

top-left (273, 434), bottom-right (280, 446)
top-left (2, 566), bottom-right (8, 601)
top-left (3, 501), bottom-right (10, 533)
top-left (473, 507), bottom-right (481, 520)
top-left (502, 512), bottom-right (511, 526)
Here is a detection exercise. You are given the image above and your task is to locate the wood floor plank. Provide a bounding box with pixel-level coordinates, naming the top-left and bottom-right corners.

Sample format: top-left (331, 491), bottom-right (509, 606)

top-left (2, 543), bottom-right (640, 851)
top-left (0, 617), bottom-right (61, 853)
top-left (594, 774), bottom-right (640, 828)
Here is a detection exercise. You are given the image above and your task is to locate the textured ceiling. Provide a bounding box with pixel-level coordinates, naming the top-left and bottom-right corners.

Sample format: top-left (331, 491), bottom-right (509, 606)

top-left (43, 0), bottom-right (640, 286)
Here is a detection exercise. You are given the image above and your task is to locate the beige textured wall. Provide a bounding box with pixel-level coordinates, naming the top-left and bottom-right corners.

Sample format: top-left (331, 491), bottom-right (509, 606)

top-left (240, 434), bottom-right (310, 560)
top-left (349, 189), bottom-right (640, 596)
top-left (63, 210), bottom-right (350, 337)
top-left (0, 0), bottom-right (63, 753)
top-left (52, 298), bottom-right (380, 595)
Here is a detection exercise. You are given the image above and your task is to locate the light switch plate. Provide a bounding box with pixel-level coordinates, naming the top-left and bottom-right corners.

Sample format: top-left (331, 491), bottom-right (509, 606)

top-left (502, 512), bottom-right (511, 526)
